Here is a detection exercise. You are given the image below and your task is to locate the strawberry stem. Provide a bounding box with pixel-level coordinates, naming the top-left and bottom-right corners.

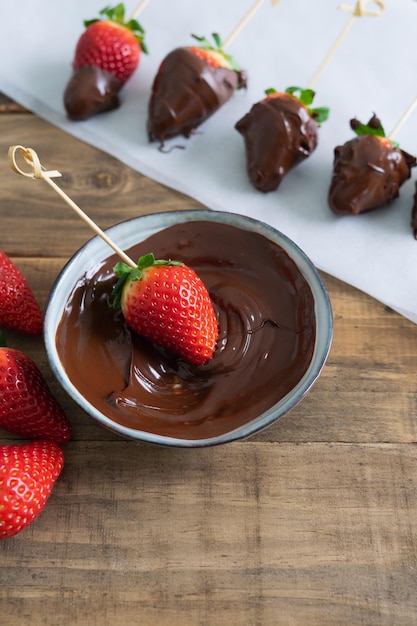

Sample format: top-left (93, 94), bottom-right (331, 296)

top-left (350, 114), bottom-right (399, 148)
top-left (84, 3), bottom-right (148, 53)
top-left (191, 33), bottom-right (241, 72)
top-left (265, 87), bottom-right (329, 124)
top-left (109, 253), bottom-right (183, 309)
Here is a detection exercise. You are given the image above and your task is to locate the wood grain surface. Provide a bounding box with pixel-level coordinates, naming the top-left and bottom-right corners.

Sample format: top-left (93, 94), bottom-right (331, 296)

top-left (0, 104), bottom-right (416, 626)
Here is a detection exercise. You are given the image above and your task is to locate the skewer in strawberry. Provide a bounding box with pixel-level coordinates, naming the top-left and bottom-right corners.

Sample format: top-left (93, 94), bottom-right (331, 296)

top-left (8, 146), bottom-right (219, 366)
top-left (328, 114), bottom-right (416, 216)
top-left (147, 0), bottom-right (281, 147)
top-left (235, 87), bottom-right (328, 192)
top-left (64, 3), bottom-right (148, 121)
top-left (147, 33), bottom-right (246, 147)
top-left (235, 0), bottom-right (384, 192)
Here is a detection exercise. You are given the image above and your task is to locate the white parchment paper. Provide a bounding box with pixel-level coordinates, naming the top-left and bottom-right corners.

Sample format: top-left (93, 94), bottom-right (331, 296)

top-left (1, 0), bottom-right (417, 321)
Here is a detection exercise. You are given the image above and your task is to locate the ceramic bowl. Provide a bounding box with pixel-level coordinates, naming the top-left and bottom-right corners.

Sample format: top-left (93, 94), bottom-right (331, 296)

top-left (44, 210), bottom-right (333, 447)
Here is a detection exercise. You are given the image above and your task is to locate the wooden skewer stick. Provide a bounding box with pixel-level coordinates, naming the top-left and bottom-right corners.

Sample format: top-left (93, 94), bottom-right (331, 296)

top-left (307, 0), bottom-right (385, 89)
top-left (222, 0), bottom-right (279, 51)
top-left (387, 95), bottom-right (417, 141)
top-left (8, 146), bottom-right (137, 269)
top-left (129, 0), bottom-right (150, 21)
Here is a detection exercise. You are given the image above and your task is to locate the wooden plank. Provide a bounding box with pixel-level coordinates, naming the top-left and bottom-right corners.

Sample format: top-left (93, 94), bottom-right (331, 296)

top-left (0, 114), bottom-right (203, 257)
top-left (0, 442), bottom-right (416, 626)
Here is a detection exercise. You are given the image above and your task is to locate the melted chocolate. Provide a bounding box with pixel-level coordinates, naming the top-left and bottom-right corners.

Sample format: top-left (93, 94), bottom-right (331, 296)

top-left (147, 47), bottom-right (247, 145)
top-left (328, 133), bottom-right (416, 216)
top-left (64, 66), bottom-right (122, 121)
top-left (235, 94), bottom-right (318, 192)
top-left (56, 221), bottom-right (316, 440)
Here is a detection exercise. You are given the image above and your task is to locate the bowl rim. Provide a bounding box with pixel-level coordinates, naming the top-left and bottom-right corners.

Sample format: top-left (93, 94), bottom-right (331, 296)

top-left (44, 209), bottom-right (333, 447)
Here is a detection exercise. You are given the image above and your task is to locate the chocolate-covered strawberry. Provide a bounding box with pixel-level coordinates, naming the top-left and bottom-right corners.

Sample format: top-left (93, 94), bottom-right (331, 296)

top-left (328, 114), bottom-right (416, 216)
top-left (235, 87), bottom-right (329, 192)
top-left (64, 3), bottom-right (147, 121)
top-left (411, 183), bottom-right (417, 239)
top-left (147, 34), bottom-right (247, 146)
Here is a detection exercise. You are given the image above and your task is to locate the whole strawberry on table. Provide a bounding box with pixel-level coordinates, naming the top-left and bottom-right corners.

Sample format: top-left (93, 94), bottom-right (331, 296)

top-left (0, 440), bottom-right (64, 539)
top-left (235, 86), bottom-right (329, 192)
top-left (328, 114), bottom-right (416, 216)
top-left (64, 3), bottom-right (148, 121)
top-left (147, 33), bottom-right (247, 147)
top-left (0, 252), bottom-right (70, 539)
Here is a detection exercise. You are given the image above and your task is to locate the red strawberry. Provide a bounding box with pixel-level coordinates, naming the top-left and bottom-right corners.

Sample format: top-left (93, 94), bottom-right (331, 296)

top-left (0, 440), bottom-right (64, 539)
top-left (188, 34), bottom-right (240, 71)
top-left (0, 250), bottom-right (43, 336)
top-left (110, 254), bottom-right (218, 366)
top-left (147, 33), bottom-right (246, 145)
top-left (0, 347), bottom-right (71, 444)
top-left (64, 3), bottom-right (148, 120)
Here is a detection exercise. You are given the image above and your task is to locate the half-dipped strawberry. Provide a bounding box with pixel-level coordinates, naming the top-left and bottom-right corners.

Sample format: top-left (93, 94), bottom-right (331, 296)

top-left (0, 440), bottom-right (64, 539)
top-left (147, 33), bottom-right (247, 146)
top-left (328, 114), bottom-right (416, 215)
top-left (110, 254), bottom-right (218, 365)
top-left (0, 250), bottom-right (43, 336)
top-left (0, 345), bottom-right (71, 444)
top-left (64, 3), bottom-right (148, 120)
top-left (235, 86), bottom-right (329, 192)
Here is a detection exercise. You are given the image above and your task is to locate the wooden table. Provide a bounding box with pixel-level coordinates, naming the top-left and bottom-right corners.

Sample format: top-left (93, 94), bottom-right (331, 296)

top-left (0, 93), bottom-right (416, 626)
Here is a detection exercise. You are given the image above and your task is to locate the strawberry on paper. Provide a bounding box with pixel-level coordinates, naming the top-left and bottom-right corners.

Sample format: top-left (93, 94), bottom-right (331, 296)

top-left (0, 250), bottom-right (43, 336)
top-left (147, 33), bottom-right (247, 146)
top-left (110, 253), bottom-right (218, 366)
top-left (328, 114), bottom-right (416, 216)
top-left (64, 3), bottom-right (148, 120)
top-left (0, 440), bottom-right (64, 540)
top-left (235, 87), bottom-right (329, 193)
top-left (0, 344), bottom-right (71, 444)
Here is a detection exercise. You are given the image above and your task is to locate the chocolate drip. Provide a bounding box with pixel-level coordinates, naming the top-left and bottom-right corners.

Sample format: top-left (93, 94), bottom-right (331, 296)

top-left (328, 133), bottom-right (416, 216)
top-left (235, 94), bottom-right (318, 192)
top-left (64, 66), bottom-right (122, 121)
top-left (147, 47), bottom-right (247, 145)
top-left (56, 221), bottom-right (315, 440)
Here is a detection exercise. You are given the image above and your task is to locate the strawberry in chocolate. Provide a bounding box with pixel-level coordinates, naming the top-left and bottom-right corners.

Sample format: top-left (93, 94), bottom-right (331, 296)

top-left (0, 250), bottom-right (43, 336)
top-left (110, 253), bottom-right (218, 366)
top-left (64, 3), bottom-right (147, 121)
top-left (0, 440), bottom-right (64, 539)
top-left (235, 87), bottom-right (329, 192)
top-left (147, 34), bottom-right (247, 146)
top-left (328, 114), bottom-right (416, 216)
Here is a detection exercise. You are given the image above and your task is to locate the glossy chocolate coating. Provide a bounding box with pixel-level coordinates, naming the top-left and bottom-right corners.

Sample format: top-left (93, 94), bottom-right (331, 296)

top-left (56, 221), bottom-right (316, 441)
top-left (235, 94), bottom-right (318, 192)
top-left (147, 47), bottom-right (247, 145)
top-left (412, 182), bottom-right (417, 239)
top-left (328, 134), bottom-right (416, 216)
top-left (64, 66), bottom-right (122, 121)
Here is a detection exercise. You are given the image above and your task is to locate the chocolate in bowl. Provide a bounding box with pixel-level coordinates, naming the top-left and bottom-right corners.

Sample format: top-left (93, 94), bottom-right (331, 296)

top-left (44, 210), bottom-right (333, 447)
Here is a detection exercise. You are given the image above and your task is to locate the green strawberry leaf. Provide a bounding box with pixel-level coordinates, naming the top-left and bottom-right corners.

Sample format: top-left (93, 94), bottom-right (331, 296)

top-left (109, 254), bottom-right (183, 309)
top-left (285, 86), bottom-right (329, 123)
top-left (350, 115), bottom-right (399, 148)
top-left (84, 3), bottom-right (148, 52)
top-left (264, 87), bottom-right (329, 123)
top-left (191, 33), bottom-right (241, 72)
